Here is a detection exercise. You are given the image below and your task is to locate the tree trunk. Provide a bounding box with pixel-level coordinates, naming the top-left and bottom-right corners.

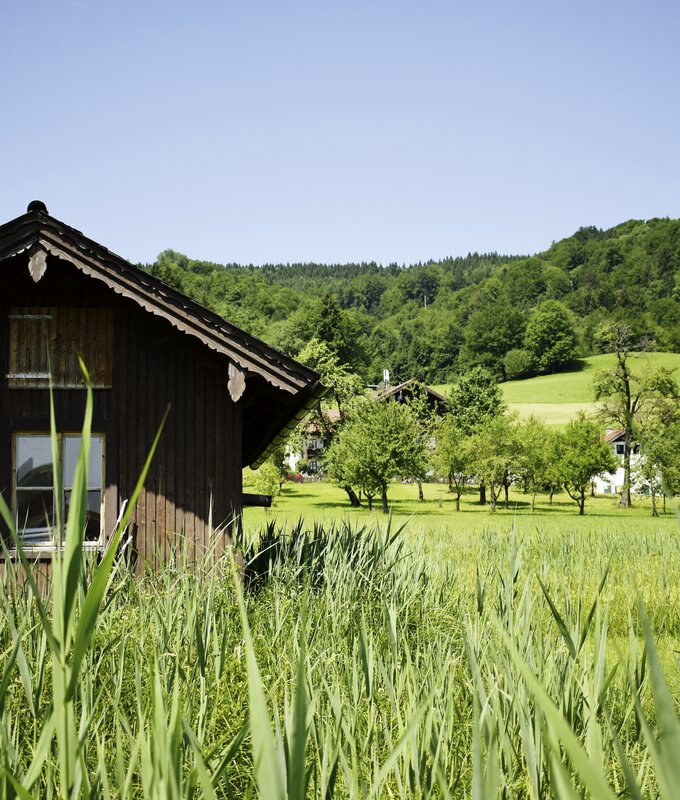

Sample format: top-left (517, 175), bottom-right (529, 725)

top-left (549, 489), bottom-right (554, 505)
top-left (490, 484), bottom-right (497, 513)
top-left (344, 486), bottom-right (361, 507)
top-left (381, 484), bottom-right (389, 514)
top-left (418, 480), bottom-right (424, 502)
top-left (479, 483), bottom-right (487, 505)
top-left (455, 494), bottom-right (460, 511)
top-left (620, 429), bottom-right (633, 508)
top-left (663, 494), bottom-right (667, 514)
top-left (579, 493), bottom-right (585, 515)
top-left (531, 491), bottom-right (536, 512)
top-left (504, 480), bottom-right (510, 509)
top-left (651, 490), bottom-right (658, 518)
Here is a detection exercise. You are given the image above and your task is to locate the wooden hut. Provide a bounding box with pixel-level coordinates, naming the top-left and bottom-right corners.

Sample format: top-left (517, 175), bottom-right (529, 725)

top-left (0, 201), bottom-right (325, 565)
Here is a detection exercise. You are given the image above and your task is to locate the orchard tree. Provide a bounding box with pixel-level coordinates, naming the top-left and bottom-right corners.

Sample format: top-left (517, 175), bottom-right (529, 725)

top-left (468, 413), bottom-right (520, 513)
top-left (298, 338), bottom-right (366, 506)
top-left (593, 324), bottom-right (679, 508)
top-left (245, 460), bottom-right (283, 503)
top-left (543, 429), bottom-right (564, 505)
top-left (523, 300), bottom-right (577, 374)
top-left (635, 412), bottom-right (680, 516)
top-left (298, 338), bottom-right (365, 422)
top-left (448, 367), bottom-right (504, 503)
top-left (448, 366), bottom-right (504, 433)
top-left (557, 413), bottom-right (616, 515)
top-left (400, 385), bottom-right (441, 501)
top-left (515, 416), bottom-right (551, 512)
top-left (324, 399), bottom-right (427, 512)
top-left (432, 417), bottom-right (473, 511)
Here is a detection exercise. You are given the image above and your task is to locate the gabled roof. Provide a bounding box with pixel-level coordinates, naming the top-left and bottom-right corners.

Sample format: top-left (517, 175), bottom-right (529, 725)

top-left (0, 202), bottom-right (326, 466)
top-left (377, 379), bottom-right (448, 407)
top-left (604, 428), bottom-right (626, 444)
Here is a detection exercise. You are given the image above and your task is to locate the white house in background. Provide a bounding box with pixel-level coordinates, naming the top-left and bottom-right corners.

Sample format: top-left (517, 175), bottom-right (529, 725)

top-left (593, 428), bottom-right (642, 495)
top-left (285, 410), bottom-right (341, 475)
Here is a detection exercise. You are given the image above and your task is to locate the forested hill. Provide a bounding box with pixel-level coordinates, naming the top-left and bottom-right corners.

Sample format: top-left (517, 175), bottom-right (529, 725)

top-left (147, 218), bottom-right (680, 385)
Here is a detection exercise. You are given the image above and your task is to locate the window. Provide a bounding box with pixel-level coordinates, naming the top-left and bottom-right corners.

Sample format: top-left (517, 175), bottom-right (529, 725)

top-left (8, 307), bottom-right (113, 388)
top-left (13, 433), bottom-right (104, 547)
top-left (615, 443), bottom-right (625, 456)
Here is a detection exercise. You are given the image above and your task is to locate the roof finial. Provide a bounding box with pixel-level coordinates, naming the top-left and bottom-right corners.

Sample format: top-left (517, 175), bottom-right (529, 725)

top-left (27, 200), bottom-right (48, 214)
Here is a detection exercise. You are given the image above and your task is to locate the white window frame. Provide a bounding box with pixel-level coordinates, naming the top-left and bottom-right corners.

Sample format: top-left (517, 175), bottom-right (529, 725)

top-left (12, 432), bottom-right (105, 552)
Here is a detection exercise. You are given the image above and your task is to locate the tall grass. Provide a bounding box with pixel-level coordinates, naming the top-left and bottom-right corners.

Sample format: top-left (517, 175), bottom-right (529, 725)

top-left (0, 385), bottom-right (679, 796)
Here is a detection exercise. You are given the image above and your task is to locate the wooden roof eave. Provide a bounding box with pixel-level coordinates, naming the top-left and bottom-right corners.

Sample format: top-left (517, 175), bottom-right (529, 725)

top-left (247, 378), bottom-right (330, 468)
top-left (37, 234), bottom-right (306, 393)
top-left (0, 210), bottom-right (320, 396)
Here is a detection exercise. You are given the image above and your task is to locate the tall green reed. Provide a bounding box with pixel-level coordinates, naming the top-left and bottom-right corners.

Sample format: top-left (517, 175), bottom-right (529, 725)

top-left (0, 379), bottom-right (679, 797)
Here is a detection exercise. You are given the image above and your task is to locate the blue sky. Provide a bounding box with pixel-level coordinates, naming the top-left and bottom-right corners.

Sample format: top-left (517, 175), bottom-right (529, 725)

top-left (2, 1), bottom-right (679, 265)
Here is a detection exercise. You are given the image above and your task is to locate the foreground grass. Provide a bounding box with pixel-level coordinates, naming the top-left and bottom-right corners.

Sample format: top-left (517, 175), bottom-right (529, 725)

top-left (5, 376), bottom-right (680, 796)
top-left (2, 512), bottom-right (680, 797)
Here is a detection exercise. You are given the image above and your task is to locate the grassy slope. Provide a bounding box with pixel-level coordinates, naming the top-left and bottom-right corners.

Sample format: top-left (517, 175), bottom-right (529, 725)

top-left (500, 352), bottom-right (680, 403)
top-left (432, 352), bottom-right (680, 425)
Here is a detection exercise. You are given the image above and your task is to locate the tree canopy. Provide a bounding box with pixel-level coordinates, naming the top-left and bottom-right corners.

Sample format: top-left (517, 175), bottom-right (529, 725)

top-left (557, 413), bottom-right (616, 515)
top-left (324, 399), bottom-right (427, 512)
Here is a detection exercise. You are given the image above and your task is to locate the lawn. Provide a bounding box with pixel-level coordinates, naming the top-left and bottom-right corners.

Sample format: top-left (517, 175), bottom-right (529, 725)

top-left (244, 478), bottom-right (679, 537)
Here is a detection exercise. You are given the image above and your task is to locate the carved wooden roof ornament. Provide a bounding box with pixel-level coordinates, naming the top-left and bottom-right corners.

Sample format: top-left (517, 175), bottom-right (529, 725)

top-left (28, 247), bottom-right (48, 282)
top-left (228, 362), bottom-right (246, 402)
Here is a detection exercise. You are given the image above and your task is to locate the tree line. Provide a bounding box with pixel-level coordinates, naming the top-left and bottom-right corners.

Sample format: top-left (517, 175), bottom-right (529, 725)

top-left (147, 217), bottom-right (680, 386)
top-left (288, 328), bottom-right (679, 516)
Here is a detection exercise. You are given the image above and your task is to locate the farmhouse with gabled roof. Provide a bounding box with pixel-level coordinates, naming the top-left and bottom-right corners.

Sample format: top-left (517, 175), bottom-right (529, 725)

top-left (0, 201), bottom-right (325, 564)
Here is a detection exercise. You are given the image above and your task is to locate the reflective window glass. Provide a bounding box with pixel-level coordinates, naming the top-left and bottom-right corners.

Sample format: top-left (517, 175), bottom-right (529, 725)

top-left (15, 489), bottom-right (54, 542)
top-left (14, 433), bottom-right (104, 547)
top-left (16, 436), bottom-right (54, 488)
top-left (64, 435), bottom-right (103, 489)
top-left (64, 490), bottom-right (102, 542)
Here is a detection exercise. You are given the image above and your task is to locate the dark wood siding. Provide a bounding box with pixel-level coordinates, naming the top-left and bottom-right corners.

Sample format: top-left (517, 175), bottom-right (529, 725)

top-left (0, 254), bottom-right (239, 568)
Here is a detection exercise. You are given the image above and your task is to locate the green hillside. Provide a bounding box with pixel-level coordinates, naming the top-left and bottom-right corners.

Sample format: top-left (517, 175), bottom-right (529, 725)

top-left (433, 352), bottom-right (680, 426)
top-left (150, 217), bottom-right (680, 385)
top-left (500, 352), bottom-right (680, 404)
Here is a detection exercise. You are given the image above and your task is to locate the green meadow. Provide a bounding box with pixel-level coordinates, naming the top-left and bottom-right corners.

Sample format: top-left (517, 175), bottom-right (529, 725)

top-left (433, 352), bottom-right (680, 426)
top-left (243, 478), bottom-right (678, 537)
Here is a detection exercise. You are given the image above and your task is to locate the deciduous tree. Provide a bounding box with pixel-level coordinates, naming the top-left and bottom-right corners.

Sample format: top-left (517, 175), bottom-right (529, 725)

top-left (515, 416), bottom-right (552, 512)
top-left (468, 413), bottom-right (520, 513)
top-left (523, 300), bottom-right (577, 374)
top-left (324, 399), bottom-right (427, 512)
top-left (433, 417), bottom-right (473, 511)
top-left (448, 367), bottom-right (504, 504)
top-left (557, 413), bottom-right (616, 515)
top-left (593, 324), bottom-right (679, 508)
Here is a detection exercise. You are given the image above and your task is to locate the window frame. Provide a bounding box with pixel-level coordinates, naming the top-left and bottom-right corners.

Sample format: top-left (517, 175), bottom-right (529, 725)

top-left (11, 431), bottom-right (105, 553)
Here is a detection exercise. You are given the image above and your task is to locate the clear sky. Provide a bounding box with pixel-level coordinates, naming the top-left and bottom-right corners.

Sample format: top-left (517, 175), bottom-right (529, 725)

top-left (2, 0), bottom-right (679, 266)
